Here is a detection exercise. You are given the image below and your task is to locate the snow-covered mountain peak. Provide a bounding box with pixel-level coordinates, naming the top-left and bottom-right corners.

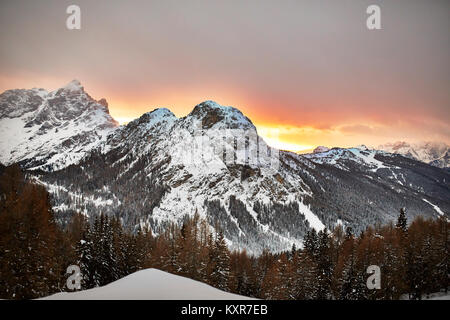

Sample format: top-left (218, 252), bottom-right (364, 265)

top-left (61, 79), bottom-right (84, 92)
top-left (148, 107), bottom-right (177, 119)
top-left (0, 81), bottom-right (118, 170)
top-left (2, 81), bottom-right (449, 255)
top-left (184, 100), bottom-right (255, 131)
top-left (125, 107), bottom-right (177, 133)
top-left (97, 98), bottom-right (109, 108)
top-left (355, 144), bottom-right (369, 151)
top-left (313, 146), bottom-right (330, 154)
top-left (30, 87), bottom-right (49, 97)
top-left (304, 146), bottom-right (392, 173)
top-left (378, 141), bottom-right (449, 168)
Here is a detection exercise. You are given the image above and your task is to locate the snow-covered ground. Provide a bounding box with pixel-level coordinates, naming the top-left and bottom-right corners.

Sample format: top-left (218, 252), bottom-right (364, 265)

top-left (428, 293), bottom-right (450, 300)
top-left (400, 291), bottom-right (450, 300)
top-left (422, 198), bottom-right (445, 216)
top-left (42, 268), bottom-right (254, 300)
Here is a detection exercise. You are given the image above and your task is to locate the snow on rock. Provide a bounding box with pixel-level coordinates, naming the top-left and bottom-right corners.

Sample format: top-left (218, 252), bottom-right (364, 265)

top-left (313, 146), bottom-right (330, 154)
top-left (422, 199), bottom-right (445, 216)
top-left (298, 200), bottom-right (325, 232)
top-left (428, 293), bottom-right (450, 300)
top-left (182, 100), bottom-right (255, 131)
top-left (304, 146), bottom-right (391, 172)
top-left (355, 144), bottom-right (369, 151)
top-left (400, 291), bottom-right (450, 300)
top-left (378, 141), bottom-right (449, 168)
top-left (0, 80), bottom-right (118, 170)
top-left (42, 268), bottom-right (254, 300)
top-left (62, 79), bottom-right (83, 92)
top-left (3, 82), bottom-right (448, 255)
top-left (347, 147), bottom-right (389, 172)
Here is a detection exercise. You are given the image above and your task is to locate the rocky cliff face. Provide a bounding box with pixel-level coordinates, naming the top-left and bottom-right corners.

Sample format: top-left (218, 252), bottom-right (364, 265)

top-left (0, 80), bottom-right (118, 171)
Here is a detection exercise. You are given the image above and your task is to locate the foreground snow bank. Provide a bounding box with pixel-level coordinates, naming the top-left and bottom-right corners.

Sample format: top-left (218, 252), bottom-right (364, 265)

top-left (428, 293), bottom-right (450, 300)
top-left (400, 291), bottom-right (450, 300)
top-left (42, 268), bottom-right (254, 300)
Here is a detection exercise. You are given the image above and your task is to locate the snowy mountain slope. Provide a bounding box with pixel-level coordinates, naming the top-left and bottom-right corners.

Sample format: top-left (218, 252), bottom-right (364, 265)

top-left (304, 145), bottom-right (391, 172)
top-left (1, 82), bottom-right (449, 254)
top-left (0, 80), bottom-right (118, 171)
top-left (400, 291), bottom-right (450, 300)
top-left (36, 101), bottom-right (316, 252)
top-left (378, 141), bottom-right (449, 168)
top-left (33, 101), bottom-right (450, 254)
top-left (42, 268), bottom-right (253, 300)
top-left (303, 145), bottom-right (449, 206)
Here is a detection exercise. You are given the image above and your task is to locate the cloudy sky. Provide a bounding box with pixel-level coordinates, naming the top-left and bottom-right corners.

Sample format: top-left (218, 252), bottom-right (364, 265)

top-left (1, 0), bottom-right (449, 151)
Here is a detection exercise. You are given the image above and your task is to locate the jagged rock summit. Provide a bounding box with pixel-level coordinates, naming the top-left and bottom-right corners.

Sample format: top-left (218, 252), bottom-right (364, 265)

top-left (0, 80), bottom-right (118, 170)
top-left (313, 146), bottom-right (330, 154)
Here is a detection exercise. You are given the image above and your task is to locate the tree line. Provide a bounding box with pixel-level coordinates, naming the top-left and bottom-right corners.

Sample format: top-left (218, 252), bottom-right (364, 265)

top-left (0, 164), bottom-right (448, 299)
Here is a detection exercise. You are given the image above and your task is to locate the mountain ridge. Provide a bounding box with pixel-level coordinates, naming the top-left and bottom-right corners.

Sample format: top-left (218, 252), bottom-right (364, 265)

top-left (1, 81), bottom-right (449, 254)
top-left (378, 141), bottom-right (449, 168)
top-left (0, 80), bottom-right (118, 170)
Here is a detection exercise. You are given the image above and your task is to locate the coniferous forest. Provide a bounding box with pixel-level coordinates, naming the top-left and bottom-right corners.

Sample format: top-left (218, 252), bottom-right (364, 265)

top-left (0, 164), bottom-right (448, 300)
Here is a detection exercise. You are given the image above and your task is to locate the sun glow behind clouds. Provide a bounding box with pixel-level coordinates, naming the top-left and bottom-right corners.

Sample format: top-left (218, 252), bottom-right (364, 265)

top-left (115, 117), bottom-right (137, 125)
top-left (256, 125), bottom-right (314, 153)
top-left (262, 136), bottom-right (315, 153)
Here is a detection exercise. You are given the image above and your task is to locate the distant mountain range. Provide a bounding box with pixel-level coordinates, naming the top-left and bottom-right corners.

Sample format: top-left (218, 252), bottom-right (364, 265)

top-left (378, 141), bottom-right (449, 169)
top-left (1, 81), bottom-right (449, 253)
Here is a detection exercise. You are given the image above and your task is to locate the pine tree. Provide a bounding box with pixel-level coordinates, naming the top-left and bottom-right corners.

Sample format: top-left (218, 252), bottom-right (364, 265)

top-left (0, 165), bottom-right (60, 299)
top-left (293, 250), bottom-right (318, 299)
top-left (260, 262), bottom-right (279, 300)
top-left (434, 217), bottom-right (449, 293)
top-left (316, 228), bottom-right (333, 299)
top-left (77, 225), bottom-right (94, 289)
top-left (229, 250), bottom-right (257, 297)
top-left (304, 229), bottom-right (318, 258)
top-left (274, 253), bottom-right (294, 299)
top-left (336, 236), bottom-right (358, 300)
top-left (396, 207), bottom-right (408, 232)
top-left (209, 231), bottom-right (230, 291)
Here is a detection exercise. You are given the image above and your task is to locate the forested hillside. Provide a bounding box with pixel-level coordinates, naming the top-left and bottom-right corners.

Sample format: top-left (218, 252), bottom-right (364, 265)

top-left (1, 165), bottom-right (448, 300)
